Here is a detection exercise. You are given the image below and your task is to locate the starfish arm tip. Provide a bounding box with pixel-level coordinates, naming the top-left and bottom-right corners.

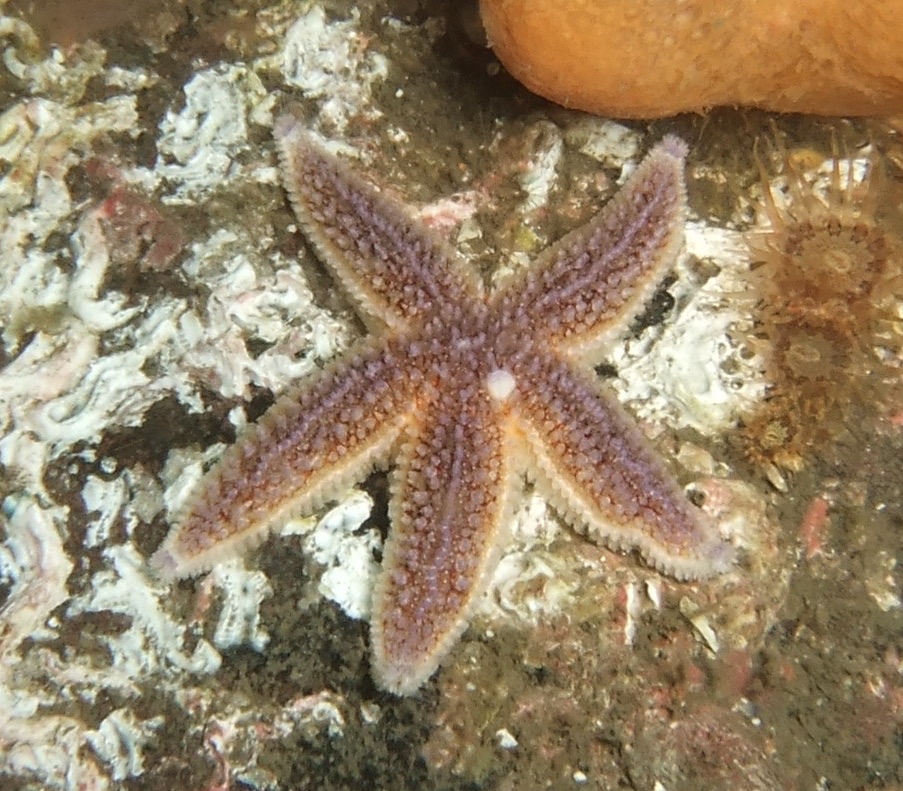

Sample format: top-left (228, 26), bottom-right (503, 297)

top-left (658, 134), bottom-right (689, 162)
top-left (369, 597), bottom-right (480, 697)
top-left (273, 111), bottom-right (305, 143)
top-left (648, 532), bottom-right (737, 581)
top-left (370, 655), bottom-right (432, 697)
top-left (148, 544), bottom-right (184, 581)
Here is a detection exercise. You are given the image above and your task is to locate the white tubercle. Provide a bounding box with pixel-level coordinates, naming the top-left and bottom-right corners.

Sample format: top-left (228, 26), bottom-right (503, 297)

top-left (486, 369), bottom-right (517, 402)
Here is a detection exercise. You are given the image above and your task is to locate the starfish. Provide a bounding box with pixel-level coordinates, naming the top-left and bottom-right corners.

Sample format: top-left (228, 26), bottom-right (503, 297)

top-left (153, 116), bottom-right (732, 695)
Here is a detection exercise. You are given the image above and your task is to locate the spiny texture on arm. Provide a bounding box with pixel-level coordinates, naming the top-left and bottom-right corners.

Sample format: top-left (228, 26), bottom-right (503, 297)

top-left (494, 136), bottom-right (688, 358)
top-left (371, 378), bottom-right (514, 695)
top-left (152, 339), bottom-right (420, 578)
top-left (512, 350), bottom-right (732, 581)
top-left (274, 115), bottom-right (482, 333)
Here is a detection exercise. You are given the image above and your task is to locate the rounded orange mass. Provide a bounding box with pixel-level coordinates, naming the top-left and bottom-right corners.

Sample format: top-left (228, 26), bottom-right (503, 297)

top-left (480, 0), bottom-right (903, 117)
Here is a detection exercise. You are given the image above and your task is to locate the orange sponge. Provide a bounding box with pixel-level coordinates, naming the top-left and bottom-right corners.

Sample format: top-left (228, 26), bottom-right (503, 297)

top-left (480, 0), bottom-right (903, 117)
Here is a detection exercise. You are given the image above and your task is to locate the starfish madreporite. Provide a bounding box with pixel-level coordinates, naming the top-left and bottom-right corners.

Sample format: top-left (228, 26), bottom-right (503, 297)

top-left (152, 115), bottom-right (733, 695)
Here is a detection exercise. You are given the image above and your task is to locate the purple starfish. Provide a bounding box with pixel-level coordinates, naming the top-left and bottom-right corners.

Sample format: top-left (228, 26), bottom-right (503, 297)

top-left (153, 117), bottom-right (732, 694)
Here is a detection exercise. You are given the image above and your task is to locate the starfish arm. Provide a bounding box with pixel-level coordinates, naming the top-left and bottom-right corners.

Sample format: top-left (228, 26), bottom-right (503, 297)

top-left (494, 136), bottom-right (688, 358)
top-left (371, 383), bottom-right (513, 695)
top-left (275, 114), bottom-right (482, 333)
top-left (514, 351), bottom-right (733, 580)
top-left (152, 339), bottom-right (420, 578)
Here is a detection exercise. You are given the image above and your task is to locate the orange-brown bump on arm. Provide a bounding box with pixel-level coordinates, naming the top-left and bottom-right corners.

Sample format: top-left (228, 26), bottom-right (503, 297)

top-left (274, 114), bottom-right (483, 334)
top-left (370, 374), bottom-right (514, 695)
top-left (151, 339), bottom-right (422, 578)
top-left (514, 351), bottom-right (732, 580)
top-left (493, 136), bottom-right (687, 362)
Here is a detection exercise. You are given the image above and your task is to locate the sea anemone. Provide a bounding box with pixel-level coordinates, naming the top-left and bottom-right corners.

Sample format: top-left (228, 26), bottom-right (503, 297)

top-left (735, 134), bottom-right (903, 475)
